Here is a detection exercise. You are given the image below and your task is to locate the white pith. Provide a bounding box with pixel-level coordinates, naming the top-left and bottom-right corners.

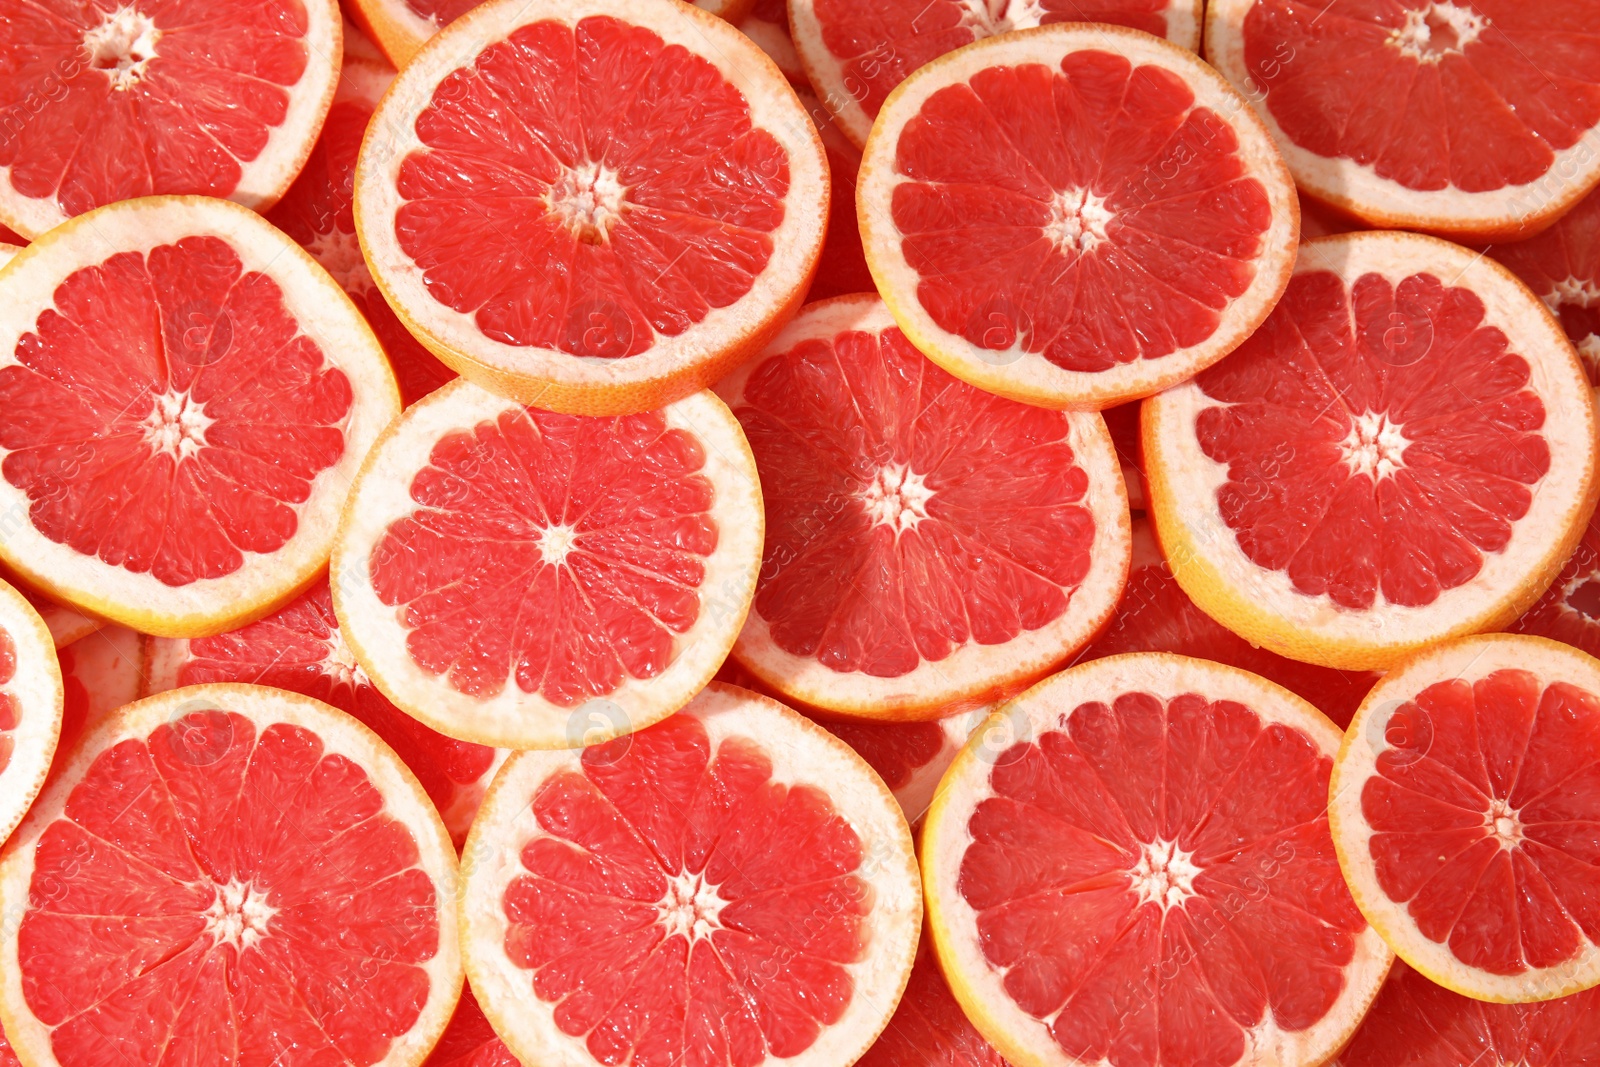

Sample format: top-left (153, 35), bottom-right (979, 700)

top-left (142, 390), bottom-right (214, 461)
top-left (860, 464), bottom-right (934, 534)
top-left (203, 879), bottom-right (277, 951)
top-left (657, 871), bottom-right (725, 941)
top-left (536, 523), bottom-right (579, 566)
top-left (1340, 411), bottom-right (1409, 481)
top-left (546, 163), bottom-right (629, 243)
top-left (324, 624), bottom-right (371, 689)
top-left (1130, 838), bottom-right (1201, 910)
top-left (83, 6), bottom-right (161, 90)
top-left (305, 227), bottom-right (373, 293)
top-left (0, 583), bottom-right (63, 851)
top-left (1485, 798), bottom-right (1523, 851)
top-left (1045, 188), bottom-right (1114, 257)
top-left (1387, 3), bottom-right (1487, 63)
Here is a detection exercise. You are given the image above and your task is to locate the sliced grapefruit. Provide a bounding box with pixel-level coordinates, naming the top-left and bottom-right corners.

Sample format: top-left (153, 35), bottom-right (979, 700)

top-left (2, 573), bottom-right (98, 651)
top-left (1081, 518), bottom-right (1378, 727)
top-left (0, 0), bottom-right (341, 239)
top-left (857, 25), bottom-right (1299, 410)
top-left (267, 45), bottom-right (456, 407)
top-left (742, 0), bottom-right (808, 88)
top-left (0, 196), bottom-right (401, 639)
top-left (1509, 519), bottom-right (1600, 658)
top-left (797, 90), bottom-right (874, 303)
top-left (1145, 230), bottom-right (1600, 671)
top-left (1331, 633), bottom-right (1600, 1002)
top-left (1490, 185), bottom-right (1600, 386)
top-left (423, 986), bottom-right (519, 1067)
top-left (332, 379), bottom-right (763, 749)
top-left (0, 580), bottom-right (61, 849)
top-left (791, 0), bottom-right (1203, 149)
top-left (459, 682), bottom-right (921, 1067)
top-left (923, 652), bottom-right (1393, 1067)
top-left (1207, 0), bottom-right (1600, 242)
top-left (823, 709), bottom-right (989, 824)
top-left (717, 294), bottom-right (1130, 720)
top-left (56, 626), bottom-right (147, 767)
top-left (1333, 960), bottom-right (1600, 1065)
top-left (354, 0), bottom-right (828, 416)
top-left (859, 933), bottom-right (1009, 1067)
top-left (0, 683), bottom-right (462, 1067)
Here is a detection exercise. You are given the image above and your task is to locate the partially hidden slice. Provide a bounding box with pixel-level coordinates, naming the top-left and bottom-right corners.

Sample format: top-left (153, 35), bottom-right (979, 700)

top-left (0, 0), bottom-right (341, 238)
top-left (333, 379), bottom-right (764, 749)
top-left (1490, 183), bottom-right (1600, 386)
top-left (355, 0), bottom-right (828, 416)
top-left (56, 625), bottom-right (147, 775)
top-left (718, 295), bottom-right (1129, 720)
top-left (460, 683), bottom-right (921, 1067)
top-left (923, 652), bottom-right (1392, 1067)
top-left (741, 0), bottom-right (807, 88)
top-left (797, 90), bottom-right (874, 302)
top-left (3, 572), bottom-right (98, 651)
top-left (145, 580), bottom-right (503, 846)
top-left (1145, 230), bottom-right (1600, 671)
top-left (0, 682), bottom-right (462, 1067)
top-left (857, 934), bottom-right (1009, 1067)
top-left (0, 580), bottom-right (61, 848)
top-left (791, 0), bottom-right (1203, 148)
top-left (1331, 633), bottom-right (1600, 1002)
top-left (267, 43), bottom-right (456, 407)
top-left (858, 25), bottom-right (1298, 410)
top-left (823, 708), bottom-right (989, 824)
top-left (1509, 519), bottom-right (1600, 658)
top-left (0, 196), bottom-right (400, 638)
top-left (423, 986), bottom-right (518, 1067)
top-left (1207, 0), bottom-right (1600, 241)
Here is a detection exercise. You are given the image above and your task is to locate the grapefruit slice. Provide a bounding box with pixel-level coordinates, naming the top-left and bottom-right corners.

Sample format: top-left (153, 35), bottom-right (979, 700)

top-left (2, 573), bottom-right (98, 651)
top-left (353, 0), bottom-right (829, 416)
top-left (144, 579), bottom-right (504, 846)
top-left (716, 294), bottom-right (1130, 720)
top-left (823, 709), bottom-right (989, 824)
top-left (1206, 0), bottom-right (1600, 242)
top-left (922, 652), bottom-right (1393, 1067)
top-left (1145, 230), bottom-right (1600, 671)
top-left (1490, 185), bottom-right (1600, 387)
top-left (1330, 633), bottom-right (1600, 1002)
top-left (1081, 518), bottom-right (1378, 728)
top-left (57, 626), bottom-right (147, 767)
top-left (741, 0), bottom-right (807, 88)
top-left (0, 683), bottom-right (462, 1067)
top-left (859, 934), bottom-right (1009, 1067)
top-left (423, 986), bottom-right (519, 1067)
top-left (1332, 960), bottom-right (1600, 1066)
top-left (857, 25), bottom-right (1299, 410)
top-left (267, 45), bottom-right (456, 407)
top-left (0, 0), bottom-right (341, 239)
top-left (0, 195), bottom-right (401, 639)
top-left (1509, 519), bottom-right (1600, 658)
top-left (459, 682), bottom-right (921, 1067)
top-left (797, 90), bottom-right (875, 303)
top-left (790, 0), bottom-right (1203, 149)
top-left (0, 580), bottom-right (62, 849)
top-left (332, 379), bottom-right (764, 749)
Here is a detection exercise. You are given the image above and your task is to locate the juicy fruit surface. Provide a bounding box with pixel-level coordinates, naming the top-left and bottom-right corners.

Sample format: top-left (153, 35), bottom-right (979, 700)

top-left (0, 0), bottom-right (312, 222)
top-left (407, 0), bottom-right (477, 27)
top-left (0, 236), bottom-right (353, 587)
top-left (268, 94), bottom-right (455, 406)
top-left (393, 16), bottom-right (791, 358)
top-left (858, 939), bottom-right (1007, 1067)
top-left (0, 626), bottom-right (20, 775)
top-left (963, 691), bottom-right (1365, 1065)
top-left (1360, 669), bottom-right (1600, 977)
top-left (824, 720), bottom-right (943, 792)
top-left (733, 320), bottom-right (1093, 677)
top-left (1242, 0), bottom-right (1600, 194)
top-left (1510, 521), bottom-right (1600, 657)
top-left (1490, 186), bottom-right (1600, 384)
top-left (1193, 267), bottom-right (1548, 610)
top-left (370, 406), bottom-right (715, 706)
top-left (502, 712), bottom-right (870, 1066)
top-left (890, 49), bottom-right (1271, 372)
top-left (19, 710), bottom-right (441, 1066)
top-left (422, 989), bottom-right (518, 1067)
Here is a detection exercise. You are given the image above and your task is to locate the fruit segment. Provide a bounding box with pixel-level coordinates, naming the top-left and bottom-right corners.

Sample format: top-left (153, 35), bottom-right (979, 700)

top-left (0, 579), bottom-right (61, 849)
top-left (1491, 184), bottom-right (1600, 386)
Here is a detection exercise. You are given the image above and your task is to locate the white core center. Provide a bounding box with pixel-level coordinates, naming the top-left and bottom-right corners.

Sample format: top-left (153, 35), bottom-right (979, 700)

top-left (547, 163), bottom-right (628, 243)
top-left (1486, 798), bottom-right (1523, 850)
top-left (953, 0), bottom-right (1050, 35)
top-left (306, 228), bottom-right (372, 294)
top-left (204, 880), bottom-right (276, 951)
top-left (861, 464), bottom-right (934, 534)
top-left (1546, 278), bottom-right (1600, 380)
top-left (324, 626), bottom-right (370, 689)
top-left (539, 523), bottom-right (578, 565)
top-left (84, 6), bottom-right (161, 90)
top-left (1341, 411), bottom-right (1409, 481)
top-left (658, 872), bottom-right (724, 942)
top-left (1046, 188), bottom-right (1114, 256)
top-left (1131, 839), bottom-right (1200, 911)
top-left (1388, 2), bottom-right (1488, 62)
top-left (143, 391), bottom-right (213, 460)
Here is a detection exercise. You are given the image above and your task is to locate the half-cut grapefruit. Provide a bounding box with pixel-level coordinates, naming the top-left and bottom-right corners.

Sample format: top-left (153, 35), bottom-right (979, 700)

top-left (1490, 184), bottom-right (1600, 386)
top-left (1145, 230), bottom-right (1600, 671)
top-left (423, 986), bottom-right (518, 1067)
top-left (0, 0), bottom-right (341, 239)
top-left (1207, 0), bottom-right (1600, 242)
top-left (459, 682), bottom-right (921, 1067)
top-left (1509, 519), bottom-right (1600, 658)
top-left (1331, 633), bottom-right (1600, 1002)
top-left (923, 652), bottom-right (1393, 1067)
top-left (354, 0), bottom-right (828, 416)
top-left (717, 295), bottom-right (1130, 720)
top-left (0, 196), bottom-right (400, 638)
top-left (0, 682), bottom-right (462, 1067)
top-left (858, 25), bottom-right (1298, 410)
top-left (823, 709), bottom-right (988, 824)
top-left (859, 933), bottom-right (1009, 1067)
top-left (0, 580), bottom-right (61, 849)
top-left (333, 379), bottom-right (763, 749)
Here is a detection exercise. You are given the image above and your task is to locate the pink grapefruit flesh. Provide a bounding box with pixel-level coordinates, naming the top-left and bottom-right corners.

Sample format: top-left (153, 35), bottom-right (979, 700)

top-left (1509, 519), bottom-right (1600, 658)
top-left (1490, 183), bottom-right (1600, 386)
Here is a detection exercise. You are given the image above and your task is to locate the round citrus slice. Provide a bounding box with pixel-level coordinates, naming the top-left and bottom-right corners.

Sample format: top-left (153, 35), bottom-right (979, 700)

top-left (1332, 960), bottom-right (1600, 1065)
top-left (797, 90), bottom-right (875, 303)
top-left (0, 682), bottom-right (462, 1067)
top-left (857, 24), bottom-right (1298, 410)
top-left (859, 933), bottom-right (1008, 1067)
top-left (332, 379), bottom-right (763, 749)
top-left (717, 294), bottom-right (1129, 720)
top-left (1509, 519), bottom-right (1600, 658)
top-left (741, 0), bottom-right (807, 88)
top-left (353, 0), bottom-right (828, 417)
top-left (791, 0), bottom-right (1203, 149)
top-left (0, 196), bottom-right (400, 639)
top-left (460, 682), bottom-right (921, 1067)
top-left (1331, 633), bottom-right (1600, 1002)
top-left (144, 579), bottom-right (504, 846)
top-left (1081, 518), bottom-right (1378, 727)
top-left (0, 580), bottom-right (61, 849)
top-left (923, 652), bottom-right (1393, 1067)
top-left (0, 0), bottom-right (341, 239)
top-left (423, 986), bottom-right (519, 1067)
top-left (267, 46), bottom-right (456, 407)
top-left (823, 708), bottom-right (989, 825)
top-left (1490, 185), bottom-right (1600, 387)
top-left (1145, 230), bottom-right (1600, 671)
top-left (1206, 0), bottom-right (1600, 242)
